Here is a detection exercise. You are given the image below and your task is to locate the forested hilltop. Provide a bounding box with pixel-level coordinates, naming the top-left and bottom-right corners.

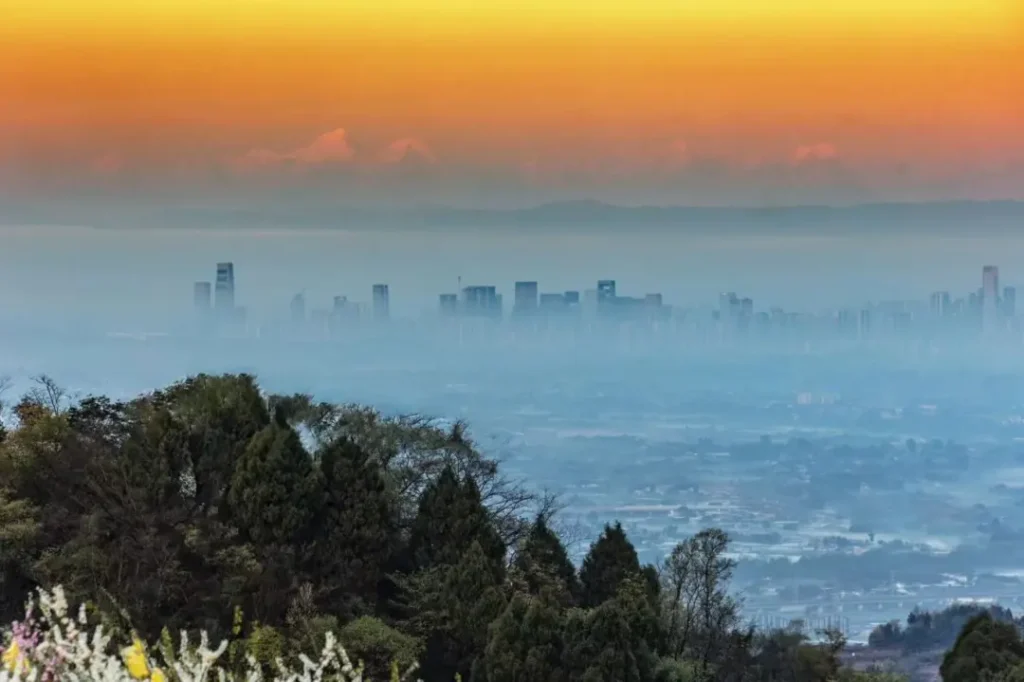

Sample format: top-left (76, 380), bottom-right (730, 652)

top-left (0, 374), bottom-right (1016, 681)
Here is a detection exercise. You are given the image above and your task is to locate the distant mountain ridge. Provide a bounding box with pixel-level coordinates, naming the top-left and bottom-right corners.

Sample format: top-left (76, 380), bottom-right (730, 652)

top-left (3, 198), bottom-right (1023, 232)
top-left (419, 198), bottom-right (1024, 228)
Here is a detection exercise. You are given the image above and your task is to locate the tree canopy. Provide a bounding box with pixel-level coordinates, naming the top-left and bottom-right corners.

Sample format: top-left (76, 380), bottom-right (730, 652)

top-left (0, 373), bottom-right (933, 682)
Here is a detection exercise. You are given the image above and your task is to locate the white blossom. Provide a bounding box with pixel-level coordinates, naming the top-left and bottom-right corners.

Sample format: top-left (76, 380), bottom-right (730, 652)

top-left (1, 587), bottom-right (422, 682)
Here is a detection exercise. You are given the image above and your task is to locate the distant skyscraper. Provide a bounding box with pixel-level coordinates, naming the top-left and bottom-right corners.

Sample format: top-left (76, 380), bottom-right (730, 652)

top-left (597, 280), bottom-right (616, 302)
top-left (929, 291), bottom-right (950, 317)
top-left (461, 285), bottom-right (501, 318)
top-left (372, 284), bottom-right (390, 321)
top-left (1003, 286), bottom-right (1016, 318)
top-left (513, 281), bottom-right (539, 315)
top-left (193, 281), bottom-right (211, 310)
top-left (539, 292), bottom-right (566, 313)
top-left (982, 266), bottom-right (1000, 334)
top-left (290, 293), bottom-right (305, 326)
top-left (597, 280), bottom-right (616, 317)
top-left (439, 293), bottom-right (458, 316)
top-left (214, 262), bottom-right (235, 315)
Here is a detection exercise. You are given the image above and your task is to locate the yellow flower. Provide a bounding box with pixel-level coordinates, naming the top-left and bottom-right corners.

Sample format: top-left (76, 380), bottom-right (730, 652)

top-left (122, 638), bottom-right (151, 679)
top-left (151, 667), bottom-right (168, 682)
top-left (2, 640), bottom-right (30, 673)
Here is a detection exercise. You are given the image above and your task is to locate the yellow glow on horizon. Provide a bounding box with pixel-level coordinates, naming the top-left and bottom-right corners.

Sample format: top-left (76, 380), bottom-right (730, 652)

top-left (3, 0), bottom-right (1020, 44)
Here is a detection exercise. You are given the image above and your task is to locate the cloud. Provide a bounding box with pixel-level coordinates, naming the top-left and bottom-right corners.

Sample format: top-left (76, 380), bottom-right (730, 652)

top-left (90, 152), bottom-right (125, 176)
top-left (379, 137), bottom-right (436, 164)
top-left (234, 128), bottom-right (356, 171)
top-left (666, 139), bottom-right (691, 165)
top-left (791, 142), bottom-right (840, 165)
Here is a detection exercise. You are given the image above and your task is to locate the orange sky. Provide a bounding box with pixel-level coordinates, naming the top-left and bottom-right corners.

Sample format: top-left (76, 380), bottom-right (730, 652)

top-left (1, 0), bottom-right (1022, 205)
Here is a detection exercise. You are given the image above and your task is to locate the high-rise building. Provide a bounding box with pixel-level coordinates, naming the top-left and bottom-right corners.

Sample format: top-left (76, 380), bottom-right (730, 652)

top-left (372, 284), bottom-right (390, 321)
top-left (597, 280), bottom-right (616, 317)
top-left (214, 262), bottom-right (235, 315)
top-left (514, 281), bottom-right (539, 315)
top-left (563, 291), bottom-right (580, 305)
top-left (290, 293), bottom-right (305, 326)
top-left (1003, 286), bottom-right (1016, 318)
top-left (597, 280), bottom-right (616, 302)
top-left (439, 293), bottom-right (458, 316)
top-left (193, 282), bottom-right (211, 310)
top-left (983, 266), bottom-right (1000, 300)
top-left (461, 285), bottom-right (501, 317)
top-left (983, 266), bottom-right (1000, 333)
top-left (929, 291), bottom-right (951, 317)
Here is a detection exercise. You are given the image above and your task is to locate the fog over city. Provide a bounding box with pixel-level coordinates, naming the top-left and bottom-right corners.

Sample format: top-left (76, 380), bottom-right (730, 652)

top-left (5, 204), bottom-right (1024, 644)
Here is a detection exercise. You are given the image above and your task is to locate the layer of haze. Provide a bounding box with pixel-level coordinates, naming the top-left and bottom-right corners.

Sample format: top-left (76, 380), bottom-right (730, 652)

top-left (2, 221), bottom-right (1024, 329)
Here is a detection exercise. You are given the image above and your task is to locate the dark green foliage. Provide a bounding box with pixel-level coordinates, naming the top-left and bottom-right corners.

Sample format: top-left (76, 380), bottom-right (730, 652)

top-left (576, 597), bottom-right (648, 682)
top-left (313, 437), bottom-right (396, 618)
top-left (869, 603), bottom-right (1018, 653)
top-left (481, 592), bottom-right (566, 682)
top-left (940, 613), bottom-right (1024, 682)
top-left (340, 615), bottom-right (423, 681)
top-left (228, 423), bottom-right (321, 546)
top-left (578, 522), bottom-right (641, 608)
top-left (157, 373), bottom-right (270, 513)
top-left (407, 540), bottom-right (507, 682)
top-left (407, 466), bottom-right (506, 573)
top-left (0, 373), bottom-right (928, 682)
top-left (514, 515), bottom-right (579, 605)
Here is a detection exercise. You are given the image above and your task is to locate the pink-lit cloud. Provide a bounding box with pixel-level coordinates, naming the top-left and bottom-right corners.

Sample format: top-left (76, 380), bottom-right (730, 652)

top-left (233, 128), bottom-right (356, 171)
top-left (666, 139), bottom-right (691, 166)
top-left (91, 152), bottom-right (125, 176)
top-left (791, 142), bottom-right (840, 165)
top-left (379, 137), bottom-right (436, 164)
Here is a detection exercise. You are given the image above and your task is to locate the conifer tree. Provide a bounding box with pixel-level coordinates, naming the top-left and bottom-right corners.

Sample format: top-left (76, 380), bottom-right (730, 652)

top-left (515, 515), bottom-right (579, 605)
top-left (578, 521), bottom-right (641, 608)
top-left (407, 465), bottom-right (505, 573)
top-left (481, 591), bottom-right (566, 682)
top-left (409, 540), bottom-right (507, 682)
top-left (313, 436), bottom-right (396, 617)
top-left (228, 423), bottom-right (321, 546)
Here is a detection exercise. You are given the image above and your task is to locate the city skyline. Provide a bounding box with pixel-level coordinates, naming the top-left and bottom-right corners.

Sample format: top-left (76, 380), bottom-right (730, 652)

top-left (189, 261), bottom-right (1022, 344)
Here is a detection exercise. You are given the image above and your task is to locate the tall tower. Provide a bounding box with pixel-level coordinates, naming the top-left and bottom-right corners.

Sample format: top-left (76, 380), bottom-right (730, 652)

top-left (193, 281), bottom-right (211, 311)
top-left (514, 281), bottom-right (539, 315)
top-left (290, 292), bottom-right (305, 326)
top-left (372, 284), bottom-right (390, 321)
top-left (214, 262), bottom-right (235, 316)
top-left (982, 265), bottom-right (1000, 334)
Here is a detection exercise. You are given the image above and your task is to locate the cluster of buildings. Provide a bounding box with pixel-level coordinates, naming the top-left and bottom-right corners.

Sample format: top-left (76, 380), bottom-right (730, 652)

top-left (190, 263), bottom-right (1023, 344)
top-left (437, 279), bottom-right (669, 323)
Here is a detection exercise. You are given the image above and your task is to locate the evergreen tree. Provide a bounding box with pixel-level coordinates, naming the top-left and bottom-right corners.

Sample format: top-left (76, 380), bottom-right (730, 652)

top-left (158, 373), bottom-right (271, 513)
top-left (228, 423), bottom-right (321, 546)
top-left (312, 436), bottom-right (396, 618)
top-left (407, 466), bottom-right (505, 573)
top-left (514, 515), bottom-right (579, 605)
top-left (578, 521), bottom-right (641, 608)
top-left (941, 613), bottom-right (1024, 682)
top-left (576, 599), bottom-right (645, 682)
top-left (408, 540), bottom-right (507, 682)
top-left (481, 591), bottom-right (566, 682)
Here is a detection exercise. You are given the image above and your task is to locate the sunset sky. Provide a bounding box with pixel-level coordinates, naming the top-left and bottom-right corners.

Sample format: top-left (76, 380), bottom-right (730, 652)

top-left (2, 0), bottom-right (1022, 208)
